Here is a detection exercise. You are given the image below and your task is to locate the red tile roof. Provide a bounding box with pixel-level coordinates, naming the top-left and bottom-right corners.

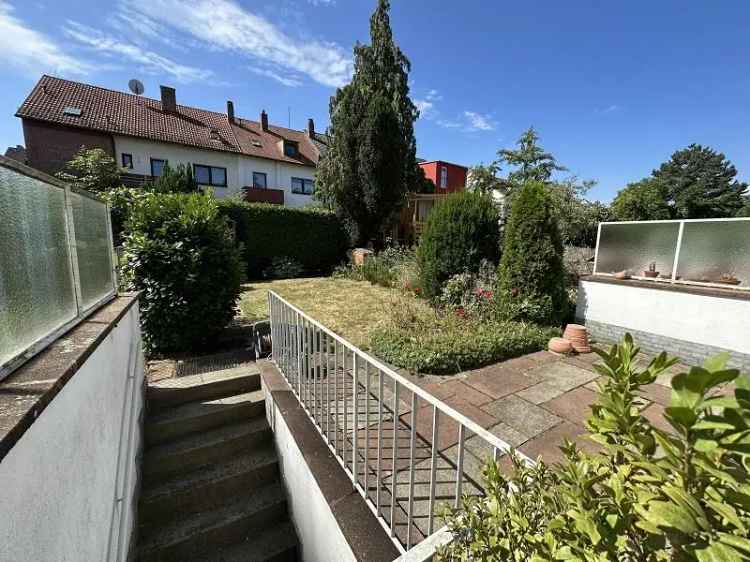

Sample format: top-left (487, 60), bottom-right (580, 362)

top-left (16, 75), bottom-right (324, 167)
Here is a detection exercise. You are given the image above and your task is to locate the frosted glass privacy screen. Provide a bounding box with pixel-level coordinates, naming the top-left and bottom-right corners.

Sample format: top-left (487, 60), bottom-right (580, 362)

top-left (595, 222), bottom-right (680, 277)
top-left (677, 220), bottom-right (750, 287)
top-left (0, 158), bottom-right (116, 378)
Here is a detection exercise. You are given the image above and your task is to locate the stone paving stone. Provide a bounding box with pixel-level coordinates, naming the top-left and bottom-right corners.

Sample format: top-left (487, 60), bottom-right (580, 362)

top-left (464, 368), bottom-right (541, 400)
top-left (442, 397), bottom-right (499, 428)
top-left (518, 421), bottom-right (599, 464)
top-left (516, 381), bottom-right (567, 405)
top-left (541, 386), bottom-right (598, 427)
top-left (640, 382), bottom-right (672, 406)
top-left (481, 395), bottom-right (562, 439)
top-left (530, 362), bottom-right (599, 392)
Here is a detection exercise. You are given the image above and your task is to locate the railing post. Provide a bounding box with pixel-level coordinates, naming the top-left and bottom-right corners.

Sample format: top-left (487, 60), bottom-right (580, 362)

top-left (671, 220), bottom-right (685, 284)
top-left (352, 352), bottom-right (358, 488)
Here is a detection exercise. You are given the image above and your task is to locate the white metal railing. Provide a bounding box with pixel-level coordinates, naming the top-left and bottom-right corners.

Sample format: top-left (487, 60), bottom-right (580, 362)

top-left (593, 218), bottom-right (750, 291)
top-left (268, 291), bottom-right (532, 556)
top-left (0, 156), bottom-right (117, 381)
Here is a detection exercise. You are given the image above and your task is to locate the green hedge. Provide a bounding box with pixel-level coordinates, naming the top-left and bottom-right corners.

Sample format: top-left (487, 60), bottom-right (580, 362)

top-left (218, 201), bottom-right (350, 279)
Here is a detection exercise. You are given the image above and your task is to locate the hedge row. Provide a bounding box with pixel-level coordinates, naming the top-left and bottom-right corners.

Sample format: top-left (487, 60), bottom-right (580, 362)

top-left (218, 201), bottom-right (350, 279)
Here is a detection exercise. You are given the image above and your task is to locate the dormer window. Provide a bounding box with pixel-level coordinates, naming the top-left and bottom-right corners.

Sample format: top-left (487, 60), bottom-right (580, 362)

top-left (283, 140), bottom-right (298, 157)
top-left (63, 106), bottom-right (82, 117)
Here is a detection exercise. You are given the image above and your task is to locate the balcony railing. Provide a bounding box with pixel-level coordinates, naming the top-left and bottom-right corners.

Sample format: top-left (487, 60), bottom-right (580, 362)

top-left (268, 290), bottom-right (532, 555)
top-left (243, 186), bottom-right (284, 205)
top-left (593, 218), bottom-right (750, 291)
top-left (0, 155), bottom-right (117, 381)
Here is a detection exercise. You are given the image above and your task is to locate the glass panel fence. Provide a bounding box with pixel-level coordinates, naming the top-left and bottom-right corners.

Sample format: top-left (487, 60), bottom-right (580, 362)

top-left (595, 222), bottom-right (680, 278)
top-left (0, 158), bottom-right (116, 379)
top-left (594, 218), bottom-right (750, 290)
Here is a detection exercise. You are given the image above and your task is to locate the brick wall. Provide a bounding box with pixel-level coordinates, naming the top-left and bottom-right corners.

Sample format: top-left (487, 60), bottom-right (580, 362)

top-left (22, 119), bottom-right (115, 176)
top-left (578, 318), bottom-right (750, 372)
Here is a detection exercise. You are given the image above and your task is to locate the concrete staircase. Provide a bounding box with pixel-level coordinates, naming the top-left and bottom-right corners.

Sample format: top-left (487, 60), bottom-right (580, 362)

top-left (137, 364), bottom-right (299, 562)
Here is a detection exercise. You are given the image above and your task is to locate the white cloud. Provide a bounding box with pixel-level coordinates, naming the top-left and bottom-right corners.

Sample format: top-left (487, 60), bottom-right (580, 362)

top-left (121, 0), bottom-right (353, 88)
top-left (248, 65), bottom-right (302, 87)
top-left (595, 104), bottom-right (621, 114)
top-left (0, 1), bottom-right (91, 76)
top-left (308, 0), bottom-right (335, 5)
top-left (414, 99), bottom-right (434, 119)
top-left (463, 111), bottom-right (496, 131)
top-left (425, 89), bottom-right (442, 102)
top-left (436, 119), bottom-right (461, 129)
top-left (63, 21), bottom-right (212, 84)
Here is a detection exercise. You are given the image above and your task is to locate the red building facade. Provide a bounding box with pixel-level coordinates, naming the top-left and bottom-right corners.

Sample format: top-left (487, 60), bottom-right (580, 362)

top-left (417, 160), bottom-right (468, 193)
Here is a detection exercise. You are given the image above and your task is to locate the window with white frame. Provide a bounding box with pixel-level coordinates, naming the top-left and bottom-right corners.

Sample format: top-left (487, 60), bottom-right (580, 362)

top-left (193, 164), bottom-right (227, 187)
top-left (253, 172), bottom-right (267, 189)
top-left (440, 166), bottom-right (448, 188)
top-left (291, 177), bottom-right (314, 195)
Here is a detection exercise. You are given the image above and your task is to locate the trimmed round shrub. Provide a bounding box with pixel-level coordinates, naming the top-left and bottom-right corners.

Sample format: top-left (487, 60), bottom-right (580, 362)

top-left (497, 181), bottom-right (567, 325)
top-left (122, 192), bottom-right (244, 353)
top-left (416, 191), bottom-right (500, 299)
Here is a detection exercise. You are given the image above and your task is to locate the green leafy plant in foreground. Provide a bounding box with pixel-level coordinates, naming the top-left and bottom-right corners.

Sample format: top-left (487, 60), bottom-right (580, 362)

top-left (439, 335), bottom-right (750, 561)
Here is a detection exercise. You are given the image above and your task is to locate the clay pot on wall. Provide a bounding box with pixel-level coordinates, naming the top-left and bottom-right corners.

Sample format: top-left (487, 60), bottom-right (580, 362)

top-left (614, 270), bottom-right (631, 280)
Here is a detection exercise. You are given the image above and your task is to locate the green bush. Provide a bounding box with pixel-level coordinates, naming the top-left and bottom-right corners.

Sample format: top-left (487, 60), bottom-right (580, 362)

top-left (369, 300), bottom-right (558, 375)
top-left (439, 336), bottom-right (750, 561)
top-left (417, 191), bottom-right (501, 299)
top-left (335, 246), bottom-right (417, 289)
top-left (147, 163), bottom-right (198, 193)
top-left (122, 192), bottom-right (244, 353)
top-left (498, 181), bottom-right (567, 325)
top-left (218, 201), bottom-right (349, 279)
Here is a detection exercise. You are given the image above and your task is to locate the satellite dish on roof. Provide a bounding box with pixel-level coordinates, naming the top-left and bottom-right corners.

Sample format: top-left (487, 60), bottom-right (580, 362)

top-left (128, 79), bottom-right (145, 95)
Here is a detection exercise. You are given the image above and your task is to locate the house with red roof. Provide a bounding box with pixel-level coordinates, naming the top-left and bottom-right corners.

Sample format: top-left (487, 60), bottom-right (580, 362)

top-left (15, 76), bottom-right (328, 207)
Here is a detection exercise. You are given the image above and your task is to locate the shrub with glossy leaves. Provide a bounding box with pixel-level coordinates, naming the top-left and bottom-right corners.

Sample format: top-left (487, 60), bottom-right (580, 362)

top-left (417, 191), bottom-right (500, 300)
top-left (122, 192), bottom-right (244, 353)
top-left (439, 335), bottom-right (750, 561)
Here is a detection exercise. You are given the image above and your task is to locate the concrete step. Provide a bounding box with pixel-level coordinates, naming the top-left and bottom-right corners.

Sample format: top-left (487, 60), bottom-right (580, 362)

top-left (147, 366), bottom-right (261, 411)
top-left (137, 483), bottom-right (288, 562)
top-left (142, 418), bottom-right (271, 485)
top-left (146, 390), bottom-right (266, 446)
top-left (194, 522), bottom-right (299, 562)
top-left (139, 444), bottom-right (279, 528)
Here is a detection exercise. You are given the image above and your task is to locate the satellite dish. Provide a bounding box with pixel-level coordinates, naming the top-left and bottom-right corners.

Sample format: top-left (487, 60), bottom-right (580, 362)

top-left (128, 79), bottom-right (145, 95)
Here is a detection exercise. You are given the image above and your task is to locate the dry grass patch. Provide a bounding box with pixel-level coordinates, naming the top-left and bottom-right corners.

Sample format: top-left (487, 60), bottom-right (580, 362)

top-left (238, 277), bottom-right (430, 349)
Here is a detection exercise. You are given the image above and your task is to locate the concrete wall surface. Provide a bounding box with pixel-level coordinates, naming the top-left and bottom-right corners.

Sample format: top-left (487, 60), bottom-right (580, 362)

top-left (0, 303), bottom-right (145, 562)
top-left (577, 279), bottom-right (750, 368)
top-left (268, 397), bottom-right (357, 562)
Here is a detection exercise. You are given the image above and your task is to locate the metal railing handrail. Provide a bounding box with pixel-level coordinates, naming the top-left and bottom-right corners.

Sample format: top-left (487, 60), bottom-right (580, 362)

top-left (268, 290), bottom-right (534, 556)
top-left (268, 290), bottom-right (532, 466)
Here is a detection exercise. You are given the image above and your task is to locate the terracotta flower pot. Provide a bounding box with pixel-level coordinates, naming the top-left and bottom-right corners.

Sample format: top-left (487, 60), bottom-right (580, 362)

top-left (614, 270), bottom-right (630, 280)
top-left (548, 337), bottom-right (573, 354)
top-left (643, 270), bottom-right (659, 278)
top-left (563, 324), bottom-right (591, 354)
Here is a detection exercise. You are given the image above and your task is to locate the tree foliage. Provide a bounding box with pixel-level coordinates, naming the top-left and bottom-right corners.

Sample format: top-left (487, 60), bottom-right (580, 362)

top-left (612, 144), bottom-right (748, 221)
top-left (417, 191), bottom-right (500, 300)
top-left (653, 144), bottom-right (748, 218)
top-left (611, 178), bottom-right (672, 221)
top-left (56, 147), bottom-right (123, 192)
top-left (440, 335), bottom-right (750, 561)
top-left (497, 127), bottom-right (567, 194)
top-left (497, 181), bottom-right (567, 325)
top-left (315, 0), bottom-right (420, 247)
top-left (467, 162), bottom-right (503, 195)
top-left (148, 162), bottom-right (198, 194)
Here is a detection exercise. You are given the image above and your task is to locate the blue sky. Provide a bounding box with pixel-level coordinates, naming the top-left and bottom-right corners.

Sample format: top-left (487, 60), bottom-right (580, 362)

top-left (1, 0), bottom-right (748, 202)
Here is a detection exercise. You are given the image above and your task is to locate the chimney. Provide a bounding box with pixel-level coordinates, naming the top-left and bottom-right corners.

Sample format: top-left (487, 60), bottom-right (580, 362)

top-left (261, 110), bottom-right (268, 131)
top-left (160, 85), bottom-right (177, 113)
top-left (227, 100), bottom-right (235, 123)
top-left (307, 118), bottom-right (315, 139)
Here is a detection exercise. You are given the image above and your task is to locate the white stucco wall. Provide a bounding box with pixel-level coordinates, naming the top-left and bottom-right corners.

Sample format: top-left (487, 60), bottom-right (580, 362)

top-left (576, 280), bottom-right (750, 354)
top-left (114, 136), bottom-right (317, 207)
top-left (0, 303), bottom-right (145, 562)
top-left (265, 397), bottom-right (356, 562)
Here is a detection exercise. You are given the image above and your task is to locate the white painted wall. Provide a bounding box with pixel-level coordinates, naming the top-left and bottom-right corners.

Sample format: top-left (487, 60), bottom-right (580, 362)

top-left (577, 280), bottom-right (750, 354)
top-left (0, 303), bottom-right (145, 562)
top-left (264, 395), bottom-right (356, 562)
top-left (114, 136), bottom-right (317, 208)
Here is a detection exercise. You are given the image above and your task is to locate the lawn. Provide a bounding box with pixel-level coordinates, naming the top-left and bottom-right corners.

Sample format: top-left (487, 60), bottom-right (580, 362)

top-left (238, 277), bottom-right (430, 349)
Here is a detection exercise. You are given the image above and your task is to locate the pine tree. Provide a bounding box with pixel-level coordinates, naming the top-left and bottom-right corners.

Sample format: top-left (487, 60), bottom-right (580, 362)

top-left (497, 127), bottom-right (567, 193)
top-left (315, 0), bottom-right (419, 247)
top-left (653, 144), bottom-right (747, 218)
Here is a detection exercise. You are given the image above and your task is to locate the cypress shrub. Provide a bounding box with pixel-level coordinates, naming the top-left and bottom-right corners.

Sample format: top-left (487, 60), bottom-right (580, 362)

top-left (497, 181), bottom-right (567, 325)
top-left (122, 192), bottom-right (244, 353)
top-left (218, 201), bottom-right (349, 279)
top-left (416, 191), bottom-right (501, 299)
